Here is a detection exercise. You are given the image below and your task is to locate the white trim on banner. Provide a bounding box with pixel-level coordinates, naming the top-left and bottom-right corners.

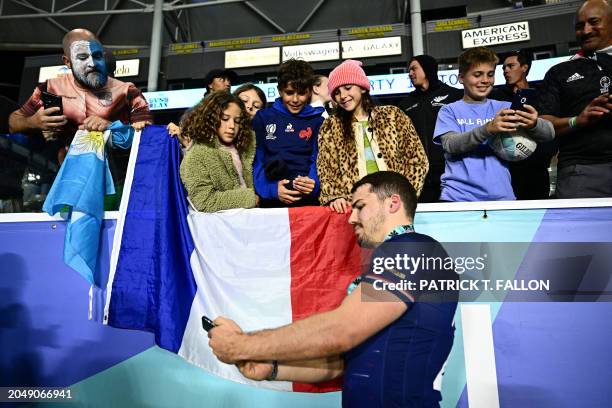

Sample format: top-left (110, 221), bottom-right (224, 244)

top-left (103, 130), bottom-right (142, 324)
top-left (3, 197), bottom-right (612, 224)
top-left (461, 304), bottom-right (501, 408)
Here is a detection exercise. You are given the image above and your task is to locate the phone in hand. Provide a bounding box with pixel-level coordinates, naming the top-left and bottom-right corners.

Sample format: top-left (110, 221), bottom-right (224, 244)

top-left (41, 91), bottom-right (63, 116)
top-left (201, 315), bottom-right (216, 332)
top-left (510, 88), bottom-right (538, 112)
top-left (285, 179), bottom-right (297, 191)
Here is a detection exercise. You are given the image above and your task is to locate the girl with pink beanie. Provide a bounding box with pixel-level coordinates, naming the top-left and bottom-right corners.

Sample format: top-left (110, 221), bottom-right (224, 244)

top-left (317, 59), bottom-right (429, 212)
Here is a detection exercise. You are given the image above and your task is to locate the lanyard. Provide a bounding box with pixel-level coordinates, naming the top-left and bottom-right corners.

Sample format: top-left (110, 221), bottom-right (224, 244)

top-left (347, 224), bottom-right (415, 295)
top-left (383, 224), bottom-right (415, 242)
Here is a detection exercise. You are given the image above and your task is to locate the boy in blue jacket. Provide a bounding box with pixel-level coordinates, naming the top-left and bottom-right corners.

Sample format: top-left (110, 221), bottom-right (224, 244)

top-left (252, 59), bottom-right (325, 207)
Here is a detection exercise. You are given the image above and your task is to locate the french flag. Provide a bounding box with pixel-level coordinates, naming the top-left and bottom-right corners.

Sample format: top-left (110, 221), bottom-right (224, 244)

top-left (104, 126), bottom-right (361, 392)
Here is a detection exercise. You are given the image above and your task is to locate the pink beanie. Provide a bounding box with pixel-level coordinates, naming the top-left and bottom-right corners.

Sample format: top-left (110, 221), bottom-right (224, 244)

top-left (327, 59), bottom-right (371, 97)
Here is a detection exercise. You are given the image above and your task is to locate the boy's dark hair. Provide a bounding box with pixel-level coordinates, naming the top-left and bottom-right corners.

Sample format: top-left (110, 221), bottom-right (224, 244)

top-left (502, 50), bottom-right (532, 74)
top-left (458, 47), bottom-right (499, 75)
top-left (351, 171), bottom-right (417, 219)
top-left (277, 59), bottom-right (315, 93)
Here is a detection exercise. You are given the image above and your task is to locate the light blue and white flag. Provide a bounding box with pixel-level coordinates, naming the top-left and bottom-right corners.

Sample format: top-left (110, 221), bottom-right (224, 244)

top-left (43, 121), bottom-right (134, 286)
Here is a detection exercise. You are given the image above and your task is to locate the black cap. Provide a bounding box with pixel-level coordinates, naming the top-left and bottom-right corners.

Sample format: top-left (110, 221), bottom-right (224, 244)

top-left (203, 68), bottom-right (238, 89)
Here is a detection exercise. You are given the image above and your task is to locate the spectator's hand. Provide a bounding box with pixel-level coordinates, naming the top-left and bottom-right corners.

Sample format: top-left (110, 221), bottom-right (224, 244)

top-left (32, 107), bottom-right (67, 131)
top-left (167, 122), bottom-right (181, 136)
top-left (329, 198), bottom-right (350, 214)
top-left (485, 109), bottom-right (519, 134)
top-left (255, 194), bottom-right (261, 207)
top-left (80, 115), bottom-right (112, 132)
top-left (293, 176), bottom-right (316, 195)
top-left (208, 317), bottom-right (244, 364)
top-left (167, 122), bottom-right (191, 148)
top-left (132, 121), bottom-right (148, 131)
top-left (277, 180), bottom-right (302, 204)
top-left (576, 93), bottom-right (612, 127)
top-left (237, 361), bottom-right (274, 381)
top-left (514, 104), bottom-right (538, 129)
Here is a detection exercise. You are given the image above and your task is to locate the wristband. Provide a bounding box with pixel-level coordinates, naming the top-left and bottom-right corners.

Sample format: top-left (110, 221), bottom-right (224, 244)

top-left (568, 116), bottom-right (578, 129)
top-left (267, 360), bottom-right (278, 381)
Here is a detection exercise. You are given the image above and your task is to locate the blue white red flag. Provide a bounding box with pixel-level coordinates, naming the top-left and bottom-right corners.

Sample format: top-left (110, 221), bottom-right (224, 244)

top-left (104, 125), bottom-right (360, 392)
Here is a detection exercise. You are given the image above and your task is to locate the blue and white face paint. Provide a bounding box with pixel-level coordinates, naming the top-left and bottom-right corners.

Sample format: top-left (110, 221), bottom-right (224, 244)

top-left (70, 40), bottom-right (108, 89)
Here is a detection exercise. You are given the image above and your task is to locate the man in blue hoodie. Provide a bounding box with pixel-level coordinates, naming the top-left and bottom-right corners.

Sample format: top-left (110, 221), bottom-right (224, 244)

top-left (252, 59), bottom-right (325, 207)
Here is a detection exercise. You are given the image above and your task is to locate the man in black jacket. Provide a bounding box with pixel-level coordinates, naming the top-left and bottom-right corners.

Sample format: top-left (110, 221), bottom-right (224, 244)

top-left (492, 51), bottom-right (557, 200)
top-left (538, 0), bottom-right (612, 198)
top-left (398, 55), bottom-right (463, 202)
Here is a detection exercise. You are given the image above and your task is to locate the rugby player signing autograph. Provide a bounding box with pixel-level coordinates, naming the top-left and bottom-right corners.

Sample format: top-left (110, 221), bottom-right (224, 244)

top-left (209, 171), bottom-right (458, 408)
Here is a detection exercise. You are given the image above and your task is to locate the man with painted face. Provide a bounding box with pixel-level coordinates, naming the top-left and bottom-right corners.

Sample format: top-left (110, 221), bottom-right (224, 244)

top-left (538, 0), bottom-right (612, 198)
top-left (9, 28), bottom-right (152, 207)
top-left (398, 55), bottom-right (463, 203)
top-left (9, 28), bottom-right (151, 149)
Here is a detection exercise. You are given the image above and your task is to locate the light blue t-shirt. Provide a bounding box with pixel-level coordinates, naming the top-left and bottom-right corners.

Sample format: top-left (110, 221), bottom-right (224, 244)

top-left (433, 99), bottom-right (516, 202)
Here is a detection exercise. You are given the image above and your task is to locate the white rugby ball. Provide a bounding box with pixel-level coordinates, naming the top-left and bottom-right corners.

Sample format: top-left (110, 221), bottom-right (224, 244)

top-left (489, 128), bottom-right (537, 162)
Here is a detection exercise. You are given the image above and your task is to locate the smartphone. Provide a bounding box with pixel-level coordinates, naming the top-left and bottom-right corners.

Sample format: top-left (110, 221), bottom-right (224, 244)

top-left (285, 179), bottom-right (297, 191)
top-left (201, 315), bottom-right (216, 332)
top-left (41, 91), bottom-right (63, 116)
top-left (510, 88), bottom-right (538, 112)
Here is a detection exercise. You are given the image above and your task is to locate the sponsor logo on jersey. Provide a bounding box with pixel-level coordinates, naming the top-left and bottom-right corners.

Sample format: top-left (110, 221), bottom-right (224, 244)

top-left (285, 123), bottom-right (294, 133)
top-left (431, 94), bottom-right (450, 107)
top-left (566, 73), bottom-right (585, 83)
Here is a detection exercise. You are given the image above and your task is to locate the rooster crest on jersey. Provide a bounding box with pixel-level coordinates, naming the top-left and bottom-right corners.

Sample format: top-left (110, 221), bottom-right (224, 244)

top-left (489, 128), bottom-right (537, 162)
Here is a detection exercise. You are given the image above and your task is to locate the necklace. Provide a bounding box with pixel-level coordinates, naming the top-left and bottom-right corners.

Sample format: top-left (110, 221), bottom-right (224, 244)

top-left (346, 224), bottom-right (415, 295)
top-left (384, 224), bottom-right (415, 241)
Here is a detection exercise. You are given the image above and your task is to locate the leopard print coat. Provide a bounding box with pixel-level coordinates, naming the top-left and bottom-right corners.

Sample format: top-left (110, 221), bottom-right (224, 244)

top-left (317, 105), bottom-right (429, 204)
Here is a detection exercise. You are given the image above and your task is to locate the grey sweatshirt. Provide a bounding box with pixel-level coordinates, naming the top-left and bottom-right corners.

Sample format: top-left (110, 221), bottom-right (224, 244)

top-left (440, 117), bottom-right (555, 155)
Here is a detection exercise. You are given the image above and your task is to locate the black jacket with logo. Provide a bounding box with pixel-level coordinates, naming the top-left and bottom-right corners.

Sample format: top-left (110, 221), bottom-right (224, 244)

top-left (538, 55), bottom-right (612, 167)
top-left (491, 84), bottom-right (558, 200)
top-left (398, 82), bottom-right (463, 202)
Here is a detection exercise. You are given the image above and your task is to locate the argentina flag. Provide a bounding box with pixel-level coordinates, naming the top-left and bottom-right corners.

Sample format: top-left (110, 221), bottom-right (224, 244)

top-left (43, 121), bottom-right (133, 286)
